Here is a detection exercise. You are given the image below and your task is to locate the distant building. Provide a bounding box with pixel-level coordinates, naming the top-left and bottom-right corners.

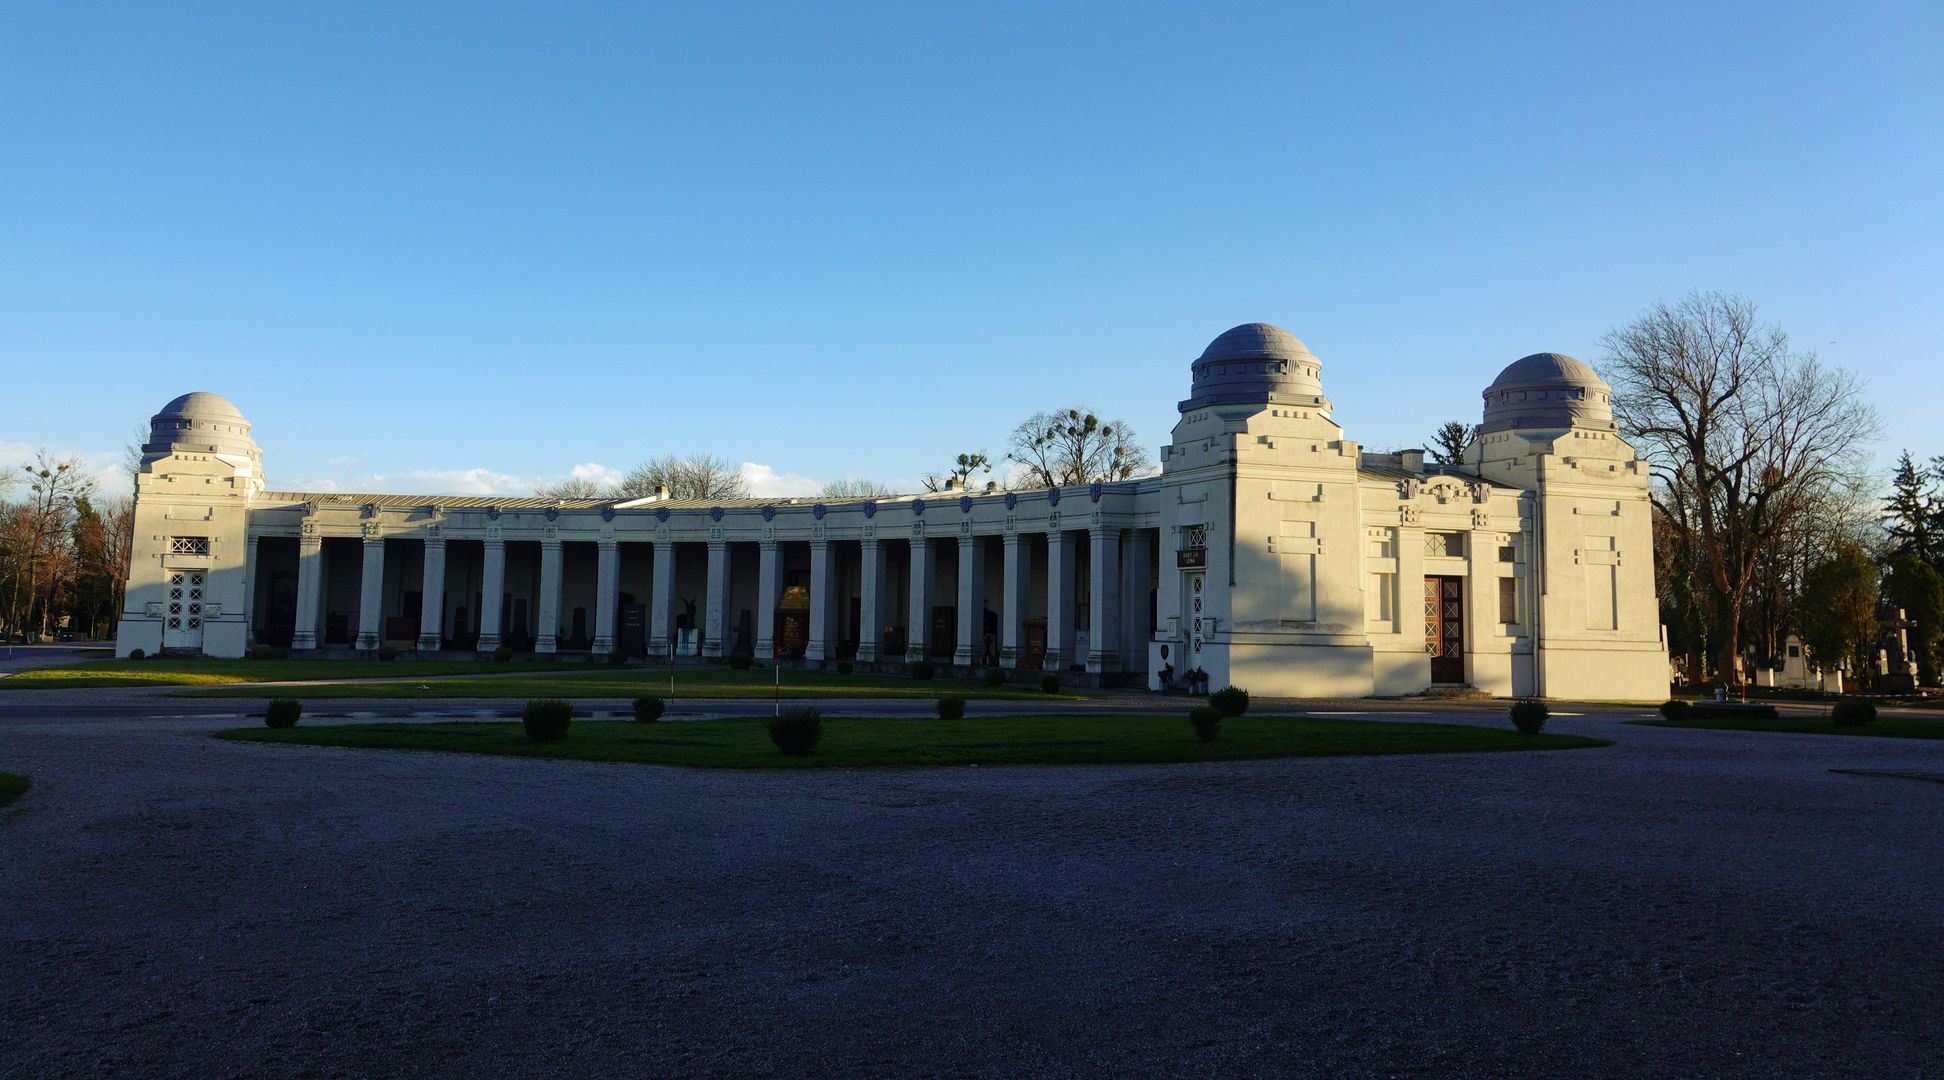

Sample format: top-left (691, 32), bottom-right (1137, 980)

top-left (117, 323), bottom-right (1667, 699)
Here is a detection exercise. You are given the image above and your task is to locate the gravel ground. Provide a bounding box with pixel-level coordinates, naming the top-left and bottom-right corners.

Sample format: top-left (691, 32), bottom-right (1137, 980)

top-left (2, 702), bottom-right (1940, 1079)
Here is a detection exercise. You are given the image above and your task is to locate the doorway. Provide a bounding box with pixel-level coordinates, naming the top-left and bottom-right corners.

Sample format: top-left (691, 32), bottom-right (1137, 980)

top-left (1425, 576), bottom-right (1464, 684)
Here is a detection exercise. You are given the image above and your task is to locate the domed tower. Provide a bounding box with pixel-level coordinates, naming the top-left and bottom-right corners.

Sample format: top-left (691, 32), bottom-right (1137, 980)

top-left (1154, 324), bottom-right (1374, 697)
top-left (1473, 354), bottom-right (1665, 700)
top-left (118, 392), bottom-right (264, 659)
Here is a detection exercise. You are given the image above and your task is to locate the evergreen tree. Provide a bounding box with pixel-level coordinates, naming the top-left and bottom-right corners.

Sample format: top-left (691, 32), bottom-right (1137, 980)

top-left (1883, 451), bottom-right (1940, 565)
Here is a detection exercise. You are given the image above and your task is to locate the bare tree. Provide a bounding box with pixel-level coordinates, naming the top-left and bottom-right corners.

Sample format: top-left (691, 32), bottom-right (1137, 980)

top-left (820, 478), bottom-right (898, 499)
top-left (1602, 291), bottom-right (1879, 682)
top-left (1429, 421), bottom-right (1472, 465)
top-left (8, 452), bottom-right (97, 639)
top-left (923, 452), bottom-right (992, 493)
top-left (535, 475), bottom-right (610, 500)
top-left (1005, 409), bottom-right (1150, 489)
top-left (615, 454), bottom-right (750, 500)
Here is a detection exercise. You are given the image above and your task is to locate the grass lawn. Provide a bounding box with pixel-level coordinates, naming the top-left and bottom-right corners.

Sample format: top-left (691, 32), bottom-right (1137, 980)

top-left (1631, 713), bottom-right (1944, 740)
top-left (0, 657), bottom-right (592, 689)
top-left (0, 772), bottom-right (29, 809)
top-left (216, 714), bottom-right (1608, 769)
top-left (180, 667), bottom-right (1079, 701)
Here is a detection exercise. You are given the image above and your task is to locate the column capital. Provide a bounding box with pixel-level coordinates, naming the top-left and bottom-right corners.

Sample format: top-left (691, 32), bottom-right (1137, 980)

top-left (708, 537), bottom-right (728, 552)
top-left (540, 537), bottom-right (562, 551)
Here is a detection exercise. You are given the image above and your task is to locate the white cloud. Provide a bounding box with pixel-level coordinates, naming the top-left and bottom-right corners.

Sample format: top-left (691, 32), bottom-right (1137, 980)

top-left (278, 467), bottom-right (546, 497)
top-left (0, 439), bottom-right (132, 500)
top-left (568, 462), bottom-right (625, 488)
top-left (739, 461), bottom-right (823, 497)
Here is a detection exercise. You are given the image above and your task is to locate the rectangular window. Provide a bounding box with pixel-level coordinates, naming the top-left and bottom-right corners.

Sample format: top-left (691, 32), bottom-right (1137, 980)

top-left (1498, 577), bottom-right (1518, 624)
top-left (1498, 544), bottom-right (1517, 563)
top-left (169, 536), bottom-right (211, 556)
top-left (1425, 531), bottom-right (1465, 558)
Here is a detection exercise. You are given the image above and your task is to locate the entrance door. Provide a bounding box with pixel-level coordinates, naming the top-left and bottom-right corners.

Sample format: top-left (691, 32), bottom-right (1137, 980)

top-left (1425, 576), bottom-right (1464, 684)
top-left (162, 570), bottom-right (205, 653)
top-left (1184, 571), bottom-right (1206, 670)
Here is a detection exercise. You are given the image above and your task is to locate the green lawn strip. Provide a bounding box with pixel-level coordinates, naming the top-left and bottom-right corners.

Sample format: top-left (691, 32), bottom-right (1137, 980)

top-left (1630, 714), bottom-right (1944, 740)
top-left (0, 657), bottom-right (592, 689)
top-left (180, 668), bottom-right (1079, 701)
top-left (215, 715), bottom-right (1607, 769)
top-left (0, 772), bottom-right (30, 809)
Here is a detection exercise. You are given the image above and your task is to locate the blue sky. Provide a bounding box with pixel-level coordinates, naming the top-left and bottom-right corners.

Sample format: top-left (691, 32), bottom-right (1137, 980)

top-left (3, 2), bottom-right (1939, 498)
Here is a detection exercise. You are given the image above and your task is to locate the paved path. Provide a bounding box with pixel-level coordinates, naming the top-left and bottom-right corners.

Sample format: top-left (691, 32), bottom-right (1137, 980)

top-left (1, 698), bottom-right (1940, 1077)
top-left (0, 642), bottom-right (111, 674)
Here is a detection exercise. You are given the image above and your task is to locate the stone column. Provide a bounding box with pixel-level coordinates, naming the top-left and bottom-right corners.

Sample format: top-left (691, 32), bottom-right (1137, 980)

top-left (806, 539), bottom-right (836, 664)
top-left (906, 535), bottom-right (934, 661)
top-left (242, 535), bottom-right (259, 634)
top-left (417, 538), bottom-right (446, 651)
top-left (1120, 528), bottom-right (1152, 665)
top-left (954, 535), bottom-right (984, 667)
top-left (999, 532), bottom-right (1028, 668)
top-left (355, 535), bottom-right (385, 651)
top-left (536, 538), bottom-right (562, 654)
top-left (755, 540), bottom-right (780, 660)
top-left (1087, 527), bottom-right (1121, 674)
top-left (703, 540), bottom-right (729, 659)
top-left (291, 534), bottom-right (322, 650)
top-left (857, 538), bottom-right (886, 663)
top-left (592, 539), bottom-right (618, 655)
top-left (649, 542), bottom-right (674, 658)
top-left (478, 538), bottom-right (506, 651)
top-left (1044, 530), bottom-right (1076, 671)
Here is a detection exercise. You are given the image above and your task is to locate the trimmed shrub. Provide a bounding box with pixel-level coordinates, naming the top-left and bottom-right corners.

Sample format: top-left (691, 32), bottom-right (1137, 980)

top-left (910, 660), bottom-right (936, 681)
top-left (1210, 686), bottom-right (1251, 717)
top-left (264, 699), bottom-right (302, 729)
top-left (632, 696), bottom-right (665, 723)
top-left (249, 643), bottom-right (273, 660)
top-left (491, 646), bottom-right (513, 663)
top-left (1189, 704), bottom-right (1221, 743)
top-left (727, 653), bottom-right (753, 670)
top-left (127, 648), bottom-right (145, 660)
top-left (377, 645), bottom-right (398, 661)
top-left (766, 707), bottom-right (823, 755)
top-left (937, 694), bottom-right (966, 720)
top-left (1658, 699), bottom-right (1693, 723)
top-left (835, 659), bottom-right (854, 675)
top-left (522, 699), bottom-right (572, 742)
top-left (1040, 673), bottom-right (1062, 694)
top-left (1831, 698), bottom-right (1877, 727)
top-left (983, 666), bottom-right (1007, 687)
top-left (1509, 699), bottom-right (1550, 734)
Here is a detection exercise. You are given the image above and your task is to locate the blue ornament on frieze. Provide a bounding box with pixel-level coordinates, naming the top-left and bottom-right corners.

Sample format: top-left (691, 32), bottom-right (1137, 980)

top-left (862, 500), bottom-right (877, 518)
top-left (1089, 481), bottom-right (1104, 503)
top-left (544, 506), bottom-right (559, 521)
top-left (486, 506), bottom-right (502, 521)
top-left (762, 505), bottom-right (776, 522)
top-left (709, 506), bottom-right (724, 522)
top-left (1047, 487), bottom-right (1062, 507)
top-left (812, 502), bottom-right (828, 520)
top-left (1004, 491), bottom-right (1018, 511)
top-left (959, 495), bottom-right (973, 514)
top-left (655, 507), bottom-right (670, 523)
top-left (911, 498), bottom-right (926, 516)
top-left (601, 506), bottom-right (616, 522)
top-left (360, 503), bottom-right (376, 519)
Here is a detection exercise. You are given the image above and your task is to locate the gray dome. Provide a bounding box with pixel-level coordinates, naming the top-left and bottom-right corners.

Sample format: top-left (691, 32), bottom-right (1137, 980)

top-left (141, 391), bottom-right (263, 470)
top-left (1179, 322), bottom-right (1330, 414)
top-left (1480, 352), bottom-right (1615, 434)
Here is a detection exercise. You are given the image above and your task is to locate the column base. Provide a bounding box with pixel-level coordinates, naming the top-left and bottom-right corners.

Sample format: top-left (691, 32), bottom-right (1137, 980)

top-left (415, 634), bottom-right (441, 651)
top-left (356, 633), bottom-right (379, 651)
top-left (856, 643), bottom-right (880, 663)
top-left (998, 646), bottom-right (1019, 668)
top-left (291, 632), bottom-right (317, 650)
top-left (953, 648), bottom-right (979, 667)
top-left (536, 638), bottom-right (557, 654)
top-left (1085, 652), bottom-right (1121, 673)
top-left (592, 635), bottom-right (615, 654)
top-left (478, 634), bottom-right (502, 651)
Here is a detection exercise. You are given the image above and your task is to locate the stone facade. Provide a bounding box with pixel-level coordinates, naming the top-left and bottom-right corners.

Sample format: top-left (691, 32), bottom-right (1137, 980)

top-left (117, 324), bottom-right (1668, 699)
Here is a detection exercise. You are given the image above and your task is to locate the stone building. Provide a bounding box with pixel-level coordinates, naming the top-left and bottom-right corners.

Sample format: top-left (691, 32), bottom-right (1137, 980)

top-left (117, 323), bottom-right (1668, 699)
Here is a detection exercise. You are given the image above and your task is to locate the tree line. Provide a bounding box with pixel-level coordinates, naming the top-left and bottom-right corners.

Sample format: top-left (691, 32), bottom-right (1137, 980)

top-left (0, 453), bottom-right (131, 643)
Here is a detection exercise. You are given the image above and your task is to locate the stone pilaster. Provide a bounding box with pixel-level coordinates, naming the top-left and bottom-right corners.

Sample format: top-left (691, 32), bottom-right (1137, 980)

top-left (417, 538), bottom-right (446, 651)
top-left (754, 539), bottom-right (780, 660)
top-left (954, 535), bottom-right (983, 667)
top-left (592, 539), bottom-right (618, 656)
top-left (1087, 527), bottom-right (1121, 674)
top-left (536, 538), bottom-right (562, 654)
top-left (999, 532), bottom-right (1028, 668)
top-left (703, 539), bottom-right (729, 659)
top-left (477, 537), bottom-right (506, 652)
top-left (291, 533), bottom-right (322, 651)
top-left (1044, 529), bottom-right (1075, 671)
top-left (355, 533), bottom-right (385, 651)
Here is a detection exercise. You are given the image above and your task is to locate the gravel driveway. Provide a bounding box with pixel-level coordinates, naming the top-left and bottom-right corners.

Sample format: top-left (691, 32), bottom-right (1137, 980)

top-left (2, 703), bottom-right (1939, 1078)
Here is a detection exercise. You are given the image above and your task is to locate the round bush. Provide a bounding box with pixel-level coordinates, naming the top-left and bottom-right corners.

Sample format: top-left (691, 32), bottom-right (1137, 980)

top-left (1040, 673), bottom-right (1062, 694)
top-left (910, 660), bottom-right (935, 681)
top-left (835, 659), bottom-right (854, 675)
top-left (264, 699), bottom-right (302, 729)
top-left (491, 646), bottom-right (513, 663)
top-left (522, 699), bottom-right (572, 742)
top-left (1189, 704), bottom-right (1222, 743)
top-left (376, 645), bottom-right (398, 661)
top-left (1509, 698), bottom-right (1550, 734)
top-left (766, 707), bottom-right (824, 755)
top-left (936, 694), bottom-right (966, 720)
top-left (249, 643), bottom-right (273, 660)
top-left (127, 648), bottom-right (145, 661)
top-left (1831, 698), bottom-right (1877, 727)
top-left (632, 696), bottom-right (665, 723)
top-left (727, 652), bottom-right (753, 670)
top-left (983, 666), bottom-right (1007, 687)
top-left (1209, 686), bottom-right (1250, 717)
top-left (1658, 699), bottom-right (1693, 722)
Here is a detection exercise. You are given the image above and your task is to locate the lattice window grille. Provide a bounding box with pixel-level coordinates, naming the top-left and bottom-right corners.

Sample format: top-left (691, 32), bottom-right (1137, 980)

top-left (169, 536), bottom-right (211, 556)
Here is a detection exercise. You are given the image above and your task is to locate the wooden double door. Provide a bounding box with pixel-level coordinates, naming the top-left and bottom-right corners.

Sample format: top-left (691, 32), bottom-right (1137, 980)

top-left (1424, 576), bottom-right (1465, 684)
